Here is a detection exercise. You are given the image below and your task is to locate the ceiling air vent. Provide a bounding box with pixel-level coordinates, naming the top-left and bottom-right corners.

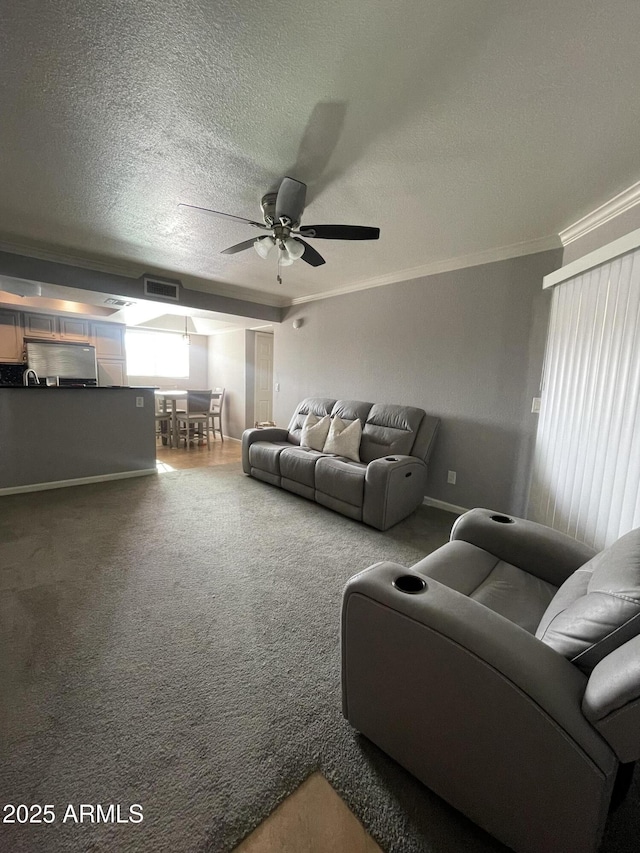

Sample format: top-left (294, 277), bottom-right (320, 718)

top-left (143, 276), bottom-right (181, 302)
top-left (104, 298), bottom-right (134, 307)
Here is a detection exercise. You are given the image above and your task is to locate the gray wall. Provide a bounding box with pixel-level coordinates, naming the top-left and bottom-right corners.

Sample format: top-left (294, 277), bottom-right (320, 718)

top-left (274, 248), bottom-right (562, 515)
top-left (128, 333), bottom-right (209, 390)
top-left (208, 330), bottom-right (247, 439)
top-left (562, 205), bottom-right (640, 264)
top-left (0, 387), bottom-right (156, 490)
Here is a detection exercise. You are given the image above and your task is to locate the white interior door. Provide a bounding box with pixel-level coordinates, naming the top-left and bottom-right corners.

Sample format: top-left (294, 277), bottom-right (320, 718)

top-left (254, 332), bottom-right (273, 423)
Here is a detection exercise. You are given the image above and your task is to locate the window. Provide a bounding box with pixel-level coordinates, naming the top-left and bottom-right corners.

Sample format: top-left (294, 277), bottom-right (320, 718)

top-left (125, 329), bottom-right (190, 377)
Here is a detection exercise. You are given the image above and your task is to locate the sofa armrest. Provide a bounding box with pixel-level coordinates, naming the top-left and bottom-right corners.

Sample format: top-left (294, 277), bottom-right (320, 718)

top-left (363, 455), bottom-right (427, 530)
top-left (241, 427), bottom-right (290, 474)
top-left (451, 508), bottom-right (597, 587)
top-left (342, 561), bottom-right (616, 853)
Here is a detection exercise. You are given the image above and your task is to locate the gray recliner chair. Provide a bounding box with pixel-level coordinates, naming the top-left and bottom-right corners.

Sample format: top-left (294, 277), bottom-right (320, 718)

top-left (341, 508), bottom-right (640, 853)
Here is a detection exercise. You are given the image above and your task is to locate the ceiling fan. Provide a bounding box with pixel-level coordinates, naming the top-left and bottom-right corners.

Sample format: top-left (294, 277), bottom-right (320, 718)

top-left (179, 177), bottom-right (380, 279)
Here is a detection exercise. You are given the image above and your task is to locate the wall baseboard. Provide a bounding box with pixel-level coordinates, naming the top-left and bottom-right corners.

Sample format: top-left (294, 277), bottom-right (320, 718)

top-left (423, 496), bottom-right (468, 515)
top-left (223, 435), bottom-right (242, 443)
top-left (0, 468), bottom-right (157, 497)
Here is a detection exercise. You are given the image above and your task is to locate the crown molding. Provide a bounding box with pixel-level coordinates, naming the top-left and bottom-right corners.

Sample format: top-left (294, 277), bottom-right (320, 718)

top-left (0, 236), bottom-right (288, 308)
top-left (543, 226), bottom-right (640, 290)
top-left (288, 234), bottom-right (561, 305)
top-left (0, 237), bottom-right (138, 277)
top-left (0, 229), bottom-right (565, 312)
top-left (560, 179), bottom-right (640, 246)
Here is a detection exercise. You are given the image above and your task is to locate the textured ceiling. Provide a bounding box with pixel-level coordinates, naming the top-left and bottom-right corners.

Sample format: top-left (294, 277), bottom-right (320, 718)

top-left (2, 0), bottom-right (640, 307)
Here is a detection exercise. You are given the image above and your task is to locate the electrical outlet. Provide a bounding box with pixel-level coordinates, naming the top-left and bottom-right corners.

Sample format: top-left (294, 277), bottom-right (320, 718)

top-left (136, 396), bottom-right (144, 408)
top-left (531, 397), bottom-right (541, 413)
top-left (275, 382), bottom-right (280, 392)
top-left (447, 470), bottom-right (457, 485)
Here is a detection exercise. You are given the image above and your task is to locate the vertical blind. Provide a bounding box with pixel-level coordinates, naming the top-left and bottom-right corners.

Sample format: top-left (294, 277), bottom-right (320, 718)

top-left (528, 246), bottom-right (640, 549)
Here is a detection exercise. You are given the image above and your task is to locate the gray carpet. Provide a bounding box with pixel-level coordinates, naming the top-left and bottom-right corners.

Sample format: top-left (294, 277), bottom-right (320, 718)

top-left (1, 464), bottom-right (638, 853)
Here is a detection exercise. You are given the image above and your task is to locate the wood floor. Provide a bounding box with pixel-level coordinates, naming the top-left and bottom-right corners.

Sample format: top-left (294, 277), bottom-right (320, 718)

top-left (232, 773), bottom-right (383, 853)
top-left (155, 436), bottom-right (242, 470)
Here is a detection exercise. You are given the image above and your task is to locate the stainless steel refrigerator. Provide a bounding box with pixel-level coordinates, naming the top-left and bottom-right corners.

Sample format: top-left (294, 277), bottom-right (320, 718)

top-left (25, 341), bottom-right (98, 385)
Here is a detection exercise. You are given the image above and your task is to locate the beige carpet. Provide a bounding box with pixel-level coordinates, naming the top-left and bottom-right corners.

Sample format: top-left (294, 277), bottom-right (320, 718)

top-left (1, 463), bottom-right (639, 853)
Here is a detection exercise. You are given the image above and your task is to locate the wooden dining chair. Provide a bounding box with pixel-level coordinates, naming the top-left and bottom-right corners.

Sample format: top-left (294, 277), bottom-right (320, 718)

top-left (154, 396), bottom-right (172, 445)
top-left (176, 390), bottom-right (212, 449)
top-left (209, 387), bottom-right (225, 442)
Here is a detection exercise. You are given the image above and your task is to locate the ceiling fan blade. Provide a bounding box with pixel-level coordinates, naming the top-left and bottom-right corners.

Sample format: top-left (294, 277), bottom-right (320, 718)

top-left (297, 225), bottom-right (380, 240)
top-left (178, 203), bottom-right (267, 230)
top-left (275, 177), bottom-right (307, 225)
top-left (220, 238), bottom-right (259, 255)
top-left (296, 239), bottom-right (325, 267)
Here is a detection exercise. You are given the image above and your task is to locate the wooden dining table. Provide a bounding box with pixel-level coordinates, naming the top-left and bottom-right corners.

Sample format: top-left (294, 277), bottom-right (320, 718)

top-left (155, 389), bottom-right (187, 448)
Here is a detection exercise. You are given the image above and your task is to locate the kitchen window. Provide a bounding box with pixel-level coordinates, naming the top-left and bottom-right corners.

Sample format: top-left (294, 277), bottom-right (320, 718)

top-left (125, 329), bottom-right (189, 377)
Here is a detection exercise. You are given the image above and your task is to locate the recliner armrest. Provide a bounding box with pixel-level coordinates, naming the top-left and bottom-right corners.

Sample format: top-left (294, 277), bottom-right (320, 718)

top-left (241, 427), bottom-right (290, 474)
top-left (451, 508), bottom-right (597, 587)
top-left (342, 561), bottom-right (613, 770)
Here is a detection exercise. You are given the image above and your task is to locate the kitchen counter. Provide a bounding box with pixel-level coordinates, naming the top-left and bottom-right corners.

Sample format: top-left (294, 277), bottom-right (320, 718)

top-left (0, 387), bottom-right (157, 494)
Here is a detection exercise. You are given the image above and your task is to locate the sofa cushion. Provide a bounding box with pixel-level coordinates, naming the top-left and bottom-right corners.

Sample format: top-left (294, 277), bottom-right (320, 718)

top-left (280, 447), bottom-right (326, 488)
top-left (360, 403), bottom-right (425, 463)
top-left (536, 527), bottom-right (640, 673)
top-left (323, 417), bottom-right (362, 462)
top-left (248, 441), bottom-right (292, 476)
top-left (287, 398), bottom-right (337, 444)
top-left (315, 457), bottom-right (367, 507)
top-left (414, 540), bottom-right (557, 634)
top-left (316, 492), bottom-right (362, 521)
top-left (330, 399), bottom-right (373, 424)
top-left (301, 414), bottom-right (331, 451)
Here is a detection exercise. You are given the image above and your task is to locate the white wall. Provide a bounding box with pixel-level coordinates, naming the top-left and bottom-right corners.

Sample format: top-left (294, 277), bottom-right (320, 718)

top-left (207, 330), bottom-right (247, 438)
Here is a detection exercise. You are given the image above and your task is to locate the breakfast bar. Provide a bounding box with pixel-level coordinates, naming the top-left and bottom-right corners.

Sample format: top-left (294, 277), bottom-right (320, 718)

top-left (0, 386), bottom-right (157, 494)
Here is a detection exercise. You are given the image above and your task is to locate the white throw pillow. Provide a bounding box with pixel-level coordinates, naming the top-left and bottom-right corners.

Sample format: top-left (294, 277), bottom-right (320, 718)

top-left (323, 416), bottom-right (362, 462)
top-left (300, 413), bottom-right (331, 451)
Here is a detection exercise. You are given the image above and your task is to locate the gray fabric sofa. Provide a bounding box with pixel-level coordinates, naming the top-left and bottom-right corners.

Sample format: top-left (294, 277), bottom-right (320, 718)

top-left (241, 397), bottom-right (440, 530)
top-left (341, 508), bottom-right (640, 853)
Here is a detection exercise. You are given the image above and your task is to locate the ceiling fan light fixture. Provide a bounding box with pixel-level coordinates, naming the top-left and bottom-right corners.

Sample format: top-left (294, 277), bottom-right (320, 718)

top-left (254, 236), bottom-right (276, 259)
top-left (183, 177), bottom-right (378, 274)
top-left (284, 237), bottom-right (305, 260)
top-left (278, 248), bottom-right (294, 267)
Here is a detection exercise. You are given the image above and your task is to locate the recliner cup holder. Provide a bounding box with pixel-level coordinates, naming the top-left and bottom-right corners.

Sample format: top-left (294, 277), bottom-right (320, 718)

top-left (393, 574), bottom-right (427, 594)
top-left (385, 456), bottom-right (398, 461)
top-left (490, 514), bottom-right (514, 524)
